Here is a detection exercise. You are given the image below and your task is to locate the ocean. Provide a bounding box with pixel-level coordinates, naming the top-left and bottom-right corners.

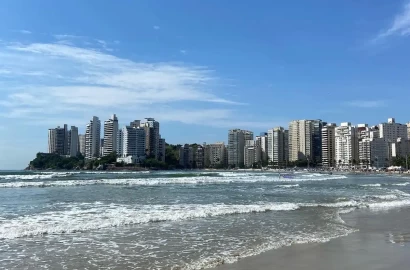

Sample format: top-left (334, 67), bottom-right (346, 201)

top-left (0, 170), bottom-right (409, 269)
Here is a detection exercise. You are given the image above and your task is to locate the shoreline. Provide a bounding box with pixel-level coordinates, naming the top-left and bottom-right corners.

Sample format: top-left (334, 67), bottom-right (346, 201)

top-left (210, 207), bottom-right (410, 270)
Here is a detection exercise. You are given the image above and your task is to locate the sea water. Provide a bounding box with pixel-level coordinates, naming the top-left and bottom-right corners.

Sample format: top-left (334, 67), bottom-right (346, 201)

top-left (0, 170), bottom-right (409, 269)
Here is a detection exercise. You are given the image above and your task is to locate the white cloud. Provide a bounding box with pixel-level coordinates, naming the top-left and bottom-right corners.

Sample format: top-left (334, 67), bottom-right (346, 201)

top-left (18, 30), bottom-right (31, 34)
top-left (375, 1), bottom-right (410, 40)
top-left (0, 42), bottom-right (242, 127)
top-left (346, 100), bottom-right (387, 108)
top-left (153, 25), bottom-right (160, 30)
top-left (180, 49), bottom-right (187, 54)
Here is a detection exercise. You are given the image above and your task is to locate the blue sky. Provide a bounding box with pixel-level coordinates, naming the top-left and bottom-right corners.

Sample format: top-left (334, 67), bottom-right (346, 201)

top-left (1, 0), bottom-right (410, 169)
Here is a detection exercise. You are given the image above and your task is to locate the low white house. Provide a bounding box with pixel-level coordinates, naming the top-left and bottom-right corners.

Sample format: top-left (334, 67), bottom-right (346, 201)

top-left (116, 156), bottom-right (145, 165)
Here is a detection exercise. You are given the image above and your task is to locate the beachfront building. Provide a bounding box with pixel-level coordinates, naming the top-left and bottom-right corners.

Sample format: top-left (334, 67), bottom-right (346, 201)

top-left (67, 126), bottom-right (79, 157)
top-left (179, 144), bottom-right (194, 168)
top-left (85, 116), bottom-right (101, 159)
top-left (391, 138), bottom-right (410, 159)
top-left (359, 138), bottom-right (389, 168)
top-left (103, 114), bottom-right (119, 156)
top-left (116, 129), bottom-right (123, 157)
top-left (228, 129), bottom-right (246, 168)
top-left (195, 145), bottom-right (205, 168)
top-left (335, 122), bottom-right (358, 168)
top-left (208, 142), bottom-right (226, 167)
top-left (407, 122), bottom-right (410, 140)
top-left (321, 123), bottom-right (336, 168)
top-left (379, 118), bottom-right (408, 142)
top-left (312, 120), bottom-right (325, 166)
top-left (288, 120), bottom-right (314, 162)
top-left (142, 118), bottom-right (160, 159)
top-left (244, 140), bottom-right (255, 168)
top-left (48, 124), bottom-right (68, 155)
top-left (268, 127), bottom-right (287, 167)
top-left (255, 133), bottom-right (268, 164)
top-left (122, 124), bottom-right (146, 160)
top-left (78, 134), bottom-right (86, 156)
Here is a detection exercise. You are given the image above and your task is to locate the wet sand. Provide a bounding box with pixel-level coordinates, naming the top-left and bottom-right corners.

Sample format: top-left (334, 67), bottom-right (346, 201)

top-left (213, 208), bottom-right (410, 270)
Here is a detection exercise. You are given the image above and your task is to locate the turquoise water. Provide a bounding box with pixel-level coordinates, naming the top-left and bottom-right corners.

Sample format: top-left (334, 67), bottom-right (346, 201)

top-left (0, 170), bottom-right (409, 269)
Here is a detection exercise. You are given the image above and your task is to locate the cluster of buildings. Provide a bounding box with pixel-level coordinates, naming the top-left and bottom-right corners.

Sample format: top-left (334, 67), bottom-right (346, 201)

top-left (178, 118), bottom-right (410, 170)
top-left (48, 115), bottom-right (410, 169)
top-left (47, 115), bottom-right (166, 164)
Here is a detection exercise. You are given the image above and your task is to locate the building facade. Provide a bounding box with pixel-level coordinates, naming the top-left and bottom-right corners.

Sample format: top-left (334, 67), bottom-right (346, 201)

top-left (67, 126), bottom-right (79, 157)
top-left (379, 118), bottom-right (407, 142)
top-left (103, 114), bottom-right (119, 156)
top-left (85, 116), bottom-right (101, 159)
top-left (122, 125), bottom-right (146, 160)
top-left (359, 138), bottom-right (389, 168)
top-left (268, 127), bottom-right (287, 167)
top-left (288, 120), bottom-right (314, 162)
top-left (228, 129), bottom-right (245, 167)
top-left (321, 123), bottom-right (336, 167)
top-left (143, 118), bottom-right (160, 159)
top-left (208, 142), bottom-right (226, 167)
top-left (78, 134), bottom-right (86, 156)
top-left (335, 122), bottom-right (358, 167)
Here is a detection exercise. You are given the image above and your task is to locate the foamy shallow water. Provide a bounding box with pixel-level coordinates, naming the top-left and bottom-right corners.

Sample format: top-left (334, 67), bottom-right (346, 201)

top-left (0, 170), bottom-right (410, 269)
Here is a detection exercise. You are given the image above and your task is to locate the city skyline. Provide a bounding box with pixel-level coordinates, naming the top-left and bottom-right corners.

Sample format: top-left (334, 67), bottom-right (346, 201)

top-left (2, 0), bottom-right (410, 169)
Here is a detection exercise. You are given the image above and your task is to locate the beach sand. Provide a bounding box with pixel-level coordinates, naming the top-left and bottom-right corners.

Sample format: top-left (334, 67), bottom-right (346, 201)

top-left (212, 207), bottom-right (410, 270)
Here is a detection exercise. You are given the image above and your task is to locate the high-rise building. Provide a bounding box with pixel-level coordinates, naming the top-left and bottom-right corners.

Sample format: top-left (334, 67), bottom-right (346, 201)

top-left (78, 134), bottom-right (86, 156)
top-left (268, 127), bottom-right (287, 167)
top-left (243, 130), bottom-right (254, 141)
top-left (67, 126), bottom-right (79, 157)
top-left (244, 144), bottom-right (255, 168)
top-left (391, 138), bottom-right (410, 159)
top-left (85, 116), bottom-right (101, 159)
top-left (103, 114), bottom-right (119, 156)
top-left (379, 118), bottom-right (407, 142)
top-left (116, 129), bottom-right (123, 157)
top-left (312, 120), bottom-right (325, 165)
top-left (122, 124), bottom-right (146, 159)
top-left (321, 123), bottom-right (336, 167)
top-left (359, 138), bottom-right (389, 168)
top-left (335, 122), bottom-right (358, 168)
top-left (256, 133), bottom-right (268, 163)
top-left (228, 129), bottom-right (245, 167)
top-left (48, 125), bottom-right (68, 155)
top-left (143, 118), bottom-right (160, 159)
top-left (288, 120), bottom-right (314, 162)
top-left (179, 144), bottom-right (194, 168)
top-left (195, 145), bottom-right (205, 168)
top-left (208, 142), bottom-right (226, 167)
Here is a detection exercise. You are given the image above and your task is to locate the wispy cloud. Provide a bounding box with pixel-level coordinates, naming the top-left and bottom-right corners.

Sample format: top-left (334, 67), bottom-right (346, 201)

top-left (18, 30), bottom-right (32, 34)
top-left (346, 100), bottom-right (387, 108)
top-left (180, 49), bottom-right (187, 54)
top-left (0, 42), bottom-right (242, 127)
top-left (374, 1), bottom-right (410, 41)
top-left (153, 25), bottom-right (160, 30)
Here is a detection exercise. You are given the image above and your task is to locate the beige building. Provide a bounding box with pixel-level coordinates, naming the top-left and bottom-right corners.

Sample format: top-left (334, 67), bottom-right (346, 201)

top-left (288, 120), bottom-right (314, 162)
top-left (208, 142), bottom-right (226, 167)
top-left (268, 127), bottom-right (287, 166)
top-left (335, 122), bottom-right (358, 168)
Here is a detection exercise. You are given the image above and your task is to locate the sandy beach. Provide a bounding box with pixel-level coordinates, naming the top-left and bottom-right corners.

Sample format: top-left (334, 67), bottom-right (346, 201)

top-left (213, 207), bottom-right (410, 270)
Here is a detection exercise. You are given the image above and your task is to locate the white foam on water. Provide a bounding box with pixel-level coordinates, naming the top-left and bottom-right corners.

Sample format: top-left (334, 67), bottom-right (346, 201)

top-left (366, 199), bottom-right (410, 210)
top-left (278, 184), bottom-right (300, 188)
top-left (0, 202), bottom-right (299, 240)
top-left (0, 173), bottom-right (73, 180)
top-left (391, 182), bottom-right (410, 186)
top-left (360, 183), bottom-right (382, 187)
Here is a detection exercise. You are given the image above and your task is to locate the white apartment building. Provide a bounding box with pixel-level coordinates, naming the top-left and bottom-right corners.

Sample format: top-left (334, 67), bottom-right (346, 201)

top-left (122, 124), bottom-right (146, 159)
top-left (379, 118), bottom-right (407, 142)
top-left (407, 122), bottom-right (410, 140)
top-left (208, 142), bottom-right (226, 167)
top-left (268, 127), bottom-right (287, 166)
top-left (85, 116), bottom-right (101, 159)
top-left (321, 123), bottom-right (336, 167)
top-left (335, 122), bottom-right (358, 167)
top-left (359, 138), bottom-right (389, 168)
top-left (103, 114), bottom-right (119, 156)
top-left (288, 120), bottom-right (313, 162)
top-left (67, 126), bottom-right (79, 157)
top-left (78, 134), bottom-right (86, 156)
top-left (228, 129), bottom-right (245, 167)
top-left (256, 133), bottom-right (268, 163)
